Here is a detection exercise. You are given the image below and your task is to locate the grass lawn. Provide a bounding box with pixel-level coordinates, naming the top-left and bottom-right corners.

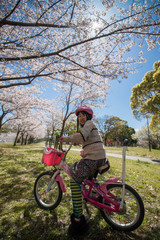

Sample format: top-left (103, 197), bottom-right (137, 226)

top-left (0, 142), bottom-right (160, 240)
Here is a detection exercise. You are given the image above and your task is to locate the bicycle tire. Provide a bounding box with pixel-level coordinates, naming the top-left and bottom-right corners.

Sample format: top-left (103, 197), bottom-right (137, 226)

top-left (99, 183), bottom-right (144, 231)
top-left (34, 171), bottom-right (62, 210)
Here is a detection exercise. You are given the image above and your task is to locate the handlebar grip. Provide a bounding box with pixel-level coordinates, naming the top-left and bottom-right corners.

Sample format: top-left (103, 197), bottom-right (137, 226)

top-left (123, 139), bottom-right (128, 146)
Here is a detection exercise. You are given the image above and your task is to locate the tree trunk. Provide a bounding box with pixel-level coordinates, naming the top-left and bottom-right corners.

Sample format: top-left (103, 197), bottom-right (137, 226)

top-left (147, 118), bottom-right (152, 152)
top-left (13, 129), bottom-right (20, 146)
top-left (21, 132), bottom-right (24, 145)
top-left (59, 83), bottom-right (73, 150)
top-left (24, 134), bottom-right (28, 145)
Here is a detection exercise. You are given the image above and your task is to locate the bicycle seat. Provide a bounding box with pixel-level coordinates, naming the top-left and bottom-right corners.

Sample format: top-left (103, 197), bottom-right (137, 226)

top-left (88, 160), bottom-right (110, 180)
top-left (98, 159), bottom-right (110, 175)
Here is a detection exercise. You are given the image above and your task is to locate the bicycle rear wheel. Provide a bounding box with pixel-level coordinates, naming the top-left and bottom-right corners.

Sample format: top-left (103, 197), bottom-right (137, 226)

top-left (100, 183), bottom-right (144, 231)
top-left (34, 171), bottom-right (62, 210)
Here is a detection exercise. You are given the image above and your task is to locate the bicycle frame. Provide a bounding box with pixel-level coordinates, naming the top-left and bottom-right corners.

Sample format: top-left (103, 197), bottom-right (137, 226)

top-left (43, 141), bottom-right (129, 214)
top-left (81, 178), bottom-right (121, 212)
top-left (50, 154), bottom-right (123, 214)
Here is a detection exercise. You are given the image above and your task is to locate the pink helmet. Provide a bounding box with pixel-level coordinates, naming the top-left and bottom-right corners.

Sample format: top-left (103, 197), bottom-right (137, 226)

top-left (75, 105), bottom-right (93, 118)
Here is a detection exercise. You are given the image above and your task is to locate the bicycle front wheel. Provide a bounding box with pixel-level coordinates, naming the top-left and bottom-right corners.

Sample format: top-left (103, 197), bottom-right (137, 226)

top-left (100, 183), bottom-right (144, 231)
top-left (34, 171), bottom-right (62, 210)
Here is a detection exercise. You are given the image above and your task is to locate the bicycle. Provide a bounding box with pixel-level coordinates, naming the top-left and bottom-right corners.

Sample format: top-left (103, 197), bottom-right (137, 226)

top-left (34, 140), bottom-right (144, 231)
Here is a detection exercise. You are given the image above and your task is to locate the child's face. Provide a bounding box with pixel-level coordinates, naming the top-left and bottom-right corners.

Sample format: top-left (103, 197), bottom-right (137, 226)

top-left (78, 112), bottom-right (87, 126)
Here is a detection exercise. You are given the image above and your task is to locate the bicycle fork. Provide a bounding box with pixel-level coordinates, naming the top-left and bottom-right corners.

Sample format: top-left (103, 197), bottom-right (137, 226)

top-left (47, 169), bottom-right (67, 193)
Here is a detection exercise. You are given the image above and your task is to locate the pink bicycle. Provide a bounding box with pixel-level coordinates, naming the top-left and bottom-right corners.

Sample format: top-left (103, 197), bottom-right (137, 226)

top-left (34, 141), bottom-right (144, 231)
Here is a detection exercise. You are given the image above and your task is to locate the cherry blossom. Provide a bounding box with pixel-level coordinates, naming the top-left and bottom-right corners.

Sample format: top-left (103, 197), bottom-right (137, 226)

top-left (0, 0), bottom-right (159, 89)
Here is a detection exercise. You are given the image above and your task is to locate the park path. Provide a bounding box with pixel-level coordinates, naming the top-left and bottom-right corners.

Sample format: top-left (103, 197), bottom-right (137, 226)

top-left (105, 152), bottom-right (160, 164)
top-left (71, 149), bottom-right (160, 164)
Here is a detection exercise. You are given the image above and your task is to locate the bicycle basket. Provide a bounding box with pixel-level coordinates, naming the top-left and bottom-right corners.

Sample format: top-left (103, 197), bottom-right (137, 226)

top-left (42, 147), bottom-right (65, 166)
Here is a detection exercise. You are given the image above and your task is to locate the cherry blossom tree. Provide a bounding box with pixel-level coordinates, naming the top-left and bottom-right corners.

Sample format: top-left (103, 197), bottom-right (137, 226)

top-left (44, 105), bottom-right (63, 147)
top-left (0, 84), bottom-right (60, 146)
top-left (8, 109), bottom-right (45, 146)
top-left (0, 84), bottom-right (48, 129)
top-left (0, 0), bottom-right (159, 90)
top-left (132, 125), bottom-right (159, 149)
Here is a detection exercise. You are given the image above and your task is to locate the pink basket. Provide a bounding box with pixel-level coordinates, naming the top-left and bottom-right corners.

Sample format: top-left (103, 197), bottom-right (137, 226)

top-left (42, 147), bottom-right (65, 166)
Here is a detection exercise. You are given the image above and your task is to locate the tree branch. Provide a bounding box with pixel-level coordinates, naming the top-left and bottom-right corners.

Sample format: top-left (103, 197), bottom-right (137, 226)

top-left (1, 0), bottom-right (21, 21)
top-left (1, 22), bottom-right (159, 62)
top-left (0, 19), bottom-right (71, 28)
top-left (96, 3), bottom-right (160, 36)
top-left (57, 53), bottom-right (106, 77)
top-left (36, 0), bottom-right (62, 23)
top-left (69, 3), bottom-right (76, 24)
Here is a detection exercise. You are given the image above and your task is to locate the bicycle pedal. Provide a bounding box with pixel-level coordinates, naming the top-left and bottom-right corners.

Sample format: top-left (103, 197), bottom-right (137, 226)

top-left (85, 215), bottom-right (91, 222)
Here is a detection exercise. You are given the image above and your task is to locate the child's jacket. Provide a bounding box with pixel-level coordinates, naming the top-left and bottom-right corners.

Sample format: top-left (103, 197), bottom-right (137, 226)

top-left (63, 120), bottom-right (106, 160)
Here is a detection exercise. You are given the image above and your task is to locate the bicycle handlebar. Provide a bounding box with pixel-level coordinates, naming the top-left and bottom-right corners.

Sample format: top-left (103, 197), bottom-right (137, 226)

top-left (64, 143), bottom-right (73, 154)
top-left (61, 143), bottom-right (73, 161)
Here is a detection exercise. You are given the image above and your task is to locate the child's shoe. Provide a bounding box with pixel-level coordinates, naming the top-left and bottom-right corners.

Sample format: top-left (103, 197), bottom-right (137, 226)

top-left (68, 214), bottom-right (90, 237)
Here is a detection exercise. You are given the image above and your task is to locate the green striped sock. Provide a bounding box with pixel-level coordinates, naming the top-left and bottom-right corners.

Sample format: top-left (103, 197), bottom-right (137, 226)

top-left (70, 179), bottom-right (83, 218)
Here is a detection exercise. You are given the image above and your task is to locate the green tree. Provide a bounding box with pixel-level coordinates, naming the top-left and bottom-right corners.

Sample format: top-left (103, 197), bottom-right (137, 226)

top-left (130, 60), bottom-right (160, 122)
top-left (104, 116), bottom-right (135, 146)
top-left (149, 115), bottom-right (160, 149)
top-left (105, 116), bottom-right (124, 145)
top-left (118, 125), bottom-right (136, 146)
top-left (130, 60), bottom-right (160, 150)
top-left (64, 120), bottom-right (77, 136)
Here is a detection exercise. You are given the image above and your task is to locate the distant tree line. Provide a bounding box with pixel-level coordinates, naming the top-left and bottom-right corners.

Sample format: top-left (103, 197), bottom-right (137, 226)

top-left (95, 116), bottom-right (136, 147)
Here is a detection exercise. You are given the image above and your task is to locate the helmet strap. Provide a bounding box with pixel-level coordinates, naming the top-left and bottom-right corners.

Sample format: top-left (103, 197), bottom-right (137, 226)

top-left (77, 118), bottom-right (79, 132)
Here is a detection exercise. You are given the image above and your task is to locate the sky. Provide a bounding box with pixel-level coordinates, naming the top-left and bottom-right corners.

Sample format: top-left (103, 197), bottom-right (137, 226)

top-left (94, 46), bottom-right (159, 131)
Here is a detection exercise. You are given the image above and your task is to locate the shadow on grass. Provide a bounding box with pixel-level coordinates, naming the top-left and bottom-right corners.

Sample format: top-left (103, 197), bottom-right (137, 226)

top-left (1, 202), bottom-right (160, 240)
top-left (0, 159), bottom-right (44, 216)
top-left (152, 159), bottom-right (160, 164)
top-left (0, 201), bottom-right (69, 240)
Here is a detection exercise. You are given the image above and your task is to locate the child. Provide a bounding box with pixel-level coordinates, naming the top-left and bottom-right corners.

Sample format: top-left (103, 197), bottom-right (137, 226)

top-left (60, 105), bottom-right (109, 236)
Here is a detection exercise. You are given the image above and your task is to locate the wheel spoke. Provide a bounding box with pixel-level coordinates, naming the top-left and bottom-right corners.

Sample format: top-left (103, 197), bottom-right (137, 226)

top-left (34, 172), bottom-right (62, 210)
top-left (37, 175), bottom-right (59, 206)
top-left (100, 184), bottom-right (144, 231)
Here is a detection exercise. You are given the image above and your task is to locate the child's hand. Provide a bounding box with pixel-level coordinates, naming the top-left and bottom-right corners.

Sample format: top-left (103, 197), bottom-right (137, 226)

top-left (80, 149), bottom-right (84, 157)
